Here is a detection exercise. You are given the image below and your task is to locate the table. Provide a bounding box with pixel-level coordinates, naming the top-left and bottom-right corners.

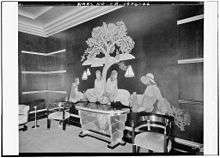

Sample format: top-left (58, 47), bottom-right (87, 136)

top-left (47, 102), bottom-right (71, 130)
top-left (76, 102), bottom-right (130, 149)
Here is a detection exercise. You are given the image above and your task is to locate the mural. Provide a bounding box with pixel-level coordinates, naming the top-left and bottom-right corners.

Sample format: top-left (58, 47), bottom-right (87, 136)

top-left (81, 21), bottom-right (190, 131)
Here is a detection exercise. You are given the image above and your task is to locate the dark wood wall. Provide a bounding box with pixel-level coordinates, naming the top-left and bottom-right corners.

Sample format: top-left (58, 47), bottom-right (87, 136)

top-left (18, 33), bottom-right (67, 104)
top-left (18, 33), bottom-right (48, 103)
top-left (176, 5), bottom-right (204, 143)
top-left (19, 4), bottom-right (203, 143)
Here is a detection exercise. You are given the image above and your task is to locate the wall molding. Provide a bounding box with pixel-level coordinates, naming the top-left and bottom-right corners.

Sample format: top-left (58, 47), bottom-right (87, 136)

top-left (22, 90), bottom-right (46, 94)
top-left (45, 90), bottom-right (67, 94)
top-left (178, 57), bottom-right (203, 64)
top-left (46, 49), bottom-right (66, 56)
top-left (21, 49), bottom-right (66, 56)
top-left (21, 50), bottom-right (46, 56)
top-left (22, 90), bottom-right (67, 95)
top-left (177, 14), bottom-right (204, 25)
top-left (21, 70), bottom-right (67, 74)
top-left (178, 99), bottom-right (203, 104)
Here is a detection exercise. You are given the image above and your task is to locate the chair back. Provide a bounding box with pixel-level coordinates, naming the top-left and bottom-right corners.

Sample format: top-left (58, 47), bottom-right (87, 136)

top-left (133, 111), bottom-right (174, 136)
top-left (131, 112), bottom-right (174, 153)
top-left (19, 104), bottom-right (30, 114)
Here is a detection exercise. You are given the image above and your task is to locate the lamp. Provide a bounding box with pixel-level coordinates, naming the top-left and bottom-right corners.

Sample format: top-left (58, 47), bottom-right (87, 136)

top-left (82, 71), bottom-right (88, 80)
top-left (124, 65), bottom-right (134, 78)
top-left (87, 68), bottom-right (91, 76)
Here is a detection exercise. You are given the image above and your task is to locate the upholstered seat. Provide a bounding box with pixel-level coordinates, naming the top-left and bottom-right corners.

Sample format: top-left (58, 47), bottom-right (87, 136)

top-left (134, 132), bottom-right (171, 152)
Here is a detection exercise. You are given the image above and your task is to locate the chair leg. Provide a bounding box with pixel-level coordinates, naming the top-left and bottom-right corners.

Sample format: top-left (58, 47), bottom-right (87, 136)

top-left (66, 117), bottom-right (70, 126)
top-left (23, 125), bottom-right (28, 131)
top-left (132, 145), bottom-right (136, 153)
top-left (137, 146), bottom-right (140, 153)
top-left (63, 120), bottom-right (66, 130)
top-left (148, 149), bottom-right (153, 153)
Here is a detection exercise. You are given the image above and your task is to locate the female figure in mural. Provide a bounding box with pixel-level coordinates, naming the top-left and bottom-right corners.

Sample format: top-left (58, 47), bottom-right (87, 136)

top-left (94, 70), bottom-right (105, 99)
top-left (132, 73), bottom-right (171, 114)
top-left (103, 70), bottom-right (130, 106)
top-left (105, 70), bottom-right (119, 102)
top-left (69, 78), bottom-right (84, 103)
top-left (85, 70), bottom-right (105, 102)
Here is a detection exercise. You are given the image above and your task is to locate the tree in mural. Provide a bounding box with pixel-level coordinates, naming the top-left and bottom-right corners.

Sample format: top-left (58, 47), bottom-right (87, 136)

top-left (81, 21), bottom-right (135, 91)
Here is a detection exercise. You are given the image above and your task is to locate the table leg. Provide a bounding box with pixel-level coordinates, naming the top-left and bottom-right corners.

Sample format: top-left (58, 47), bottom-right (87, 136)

top-left (132, 144), bottom-right (136, 153)
top-left (107, 142), bottom-right (117, 149)
top-left (47, 119), bottom-right (51, 129)
top-left (79, 130), bottom-right (90, 137)
top-left (108, 114), bottom-right (127, 148)
top-left (23, 125), bottom-right (28, 131)
top-left (32, 106), bottom-right (40, 128)
top-left (119, 140), bottom-right (126, 146)
top-left (63, 120), bottom-right (66, 130)
top-left (108, 114), bottom-right (114, 148)
top-left (107, 138), bottom-right (126, 149)
top-left (107, 115), bottom-right (121, 149)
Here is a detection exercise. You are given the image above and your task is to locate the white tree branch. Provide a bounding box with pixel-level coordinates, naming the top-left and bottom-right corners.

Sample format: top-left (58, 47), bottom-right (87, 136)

top-left (93, 45), bottom-right (106, 55)
top-left (100, 36), bottom-right (109, 54)
top-left (109, 38), bottom-right (121, 51)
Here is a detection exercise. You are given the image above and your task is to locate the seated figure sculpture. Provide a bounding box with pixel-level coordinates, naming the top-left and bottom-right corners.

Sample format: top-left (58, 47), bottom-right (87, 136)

top-left (105, 70), bottom-right (130, 106)
top-left (129, 73), bottom-right (191, 131)
top-left (86, 69), bottom-right (130, 106)
top-left (69, 78), bottom-right (84, 103)
top-left (85, 70), bottom-right (105, 103)
top-left (105, 70), bottom-right (118, 102)
top-left (131, 73), bottom-right (171, 114)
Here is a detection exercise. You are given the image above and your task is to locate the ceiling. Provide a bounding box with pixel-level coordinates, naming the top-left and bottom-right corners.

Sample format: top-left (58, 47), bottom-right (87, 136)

top-left (18, 5), bottom-right (123, 37)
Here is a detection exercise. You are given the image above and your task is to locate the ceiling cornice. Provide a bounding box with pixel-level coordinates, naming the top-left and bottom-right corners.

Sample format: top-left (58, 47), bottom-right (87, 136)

top-left (18, 6), bottom-right (53, 20)
top-left (18, 6), bottom-right (123, 38)
top-left (18, 22), bottom-right (46, 37)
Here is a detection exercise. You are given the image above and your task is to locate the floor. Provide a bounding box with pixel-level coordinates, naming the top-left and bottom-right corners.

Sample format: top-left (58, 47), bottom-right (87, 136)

top-left (19, 118), bottom-right (195, 155)
top-left (19, 119), bottom-right (133, 153)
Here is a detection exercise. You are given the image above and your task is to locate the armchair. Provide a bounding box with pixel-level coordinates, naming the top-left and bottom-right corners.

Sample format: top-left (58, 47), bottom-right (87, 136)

top-left (19, 104), bottom-right (30, 131)
top-left (132, 112), bottom-right (174, 153)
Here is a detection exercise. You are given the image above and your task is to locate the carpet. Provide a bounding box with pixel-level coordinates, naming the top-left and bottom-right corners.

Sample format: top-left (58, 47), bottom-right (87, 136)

top-left (19, 118), bottom-right (133, 153)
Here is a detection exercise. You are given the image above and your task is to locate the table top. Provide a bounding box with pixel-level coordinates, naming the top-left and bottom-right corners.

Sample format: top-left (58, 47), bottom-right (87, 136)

top-left (75, 102), bottom-right (130, 115)
top-left (47, 101), bottom-right (73, 110)
top-left (48, 111), bottom-right (70, 120)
